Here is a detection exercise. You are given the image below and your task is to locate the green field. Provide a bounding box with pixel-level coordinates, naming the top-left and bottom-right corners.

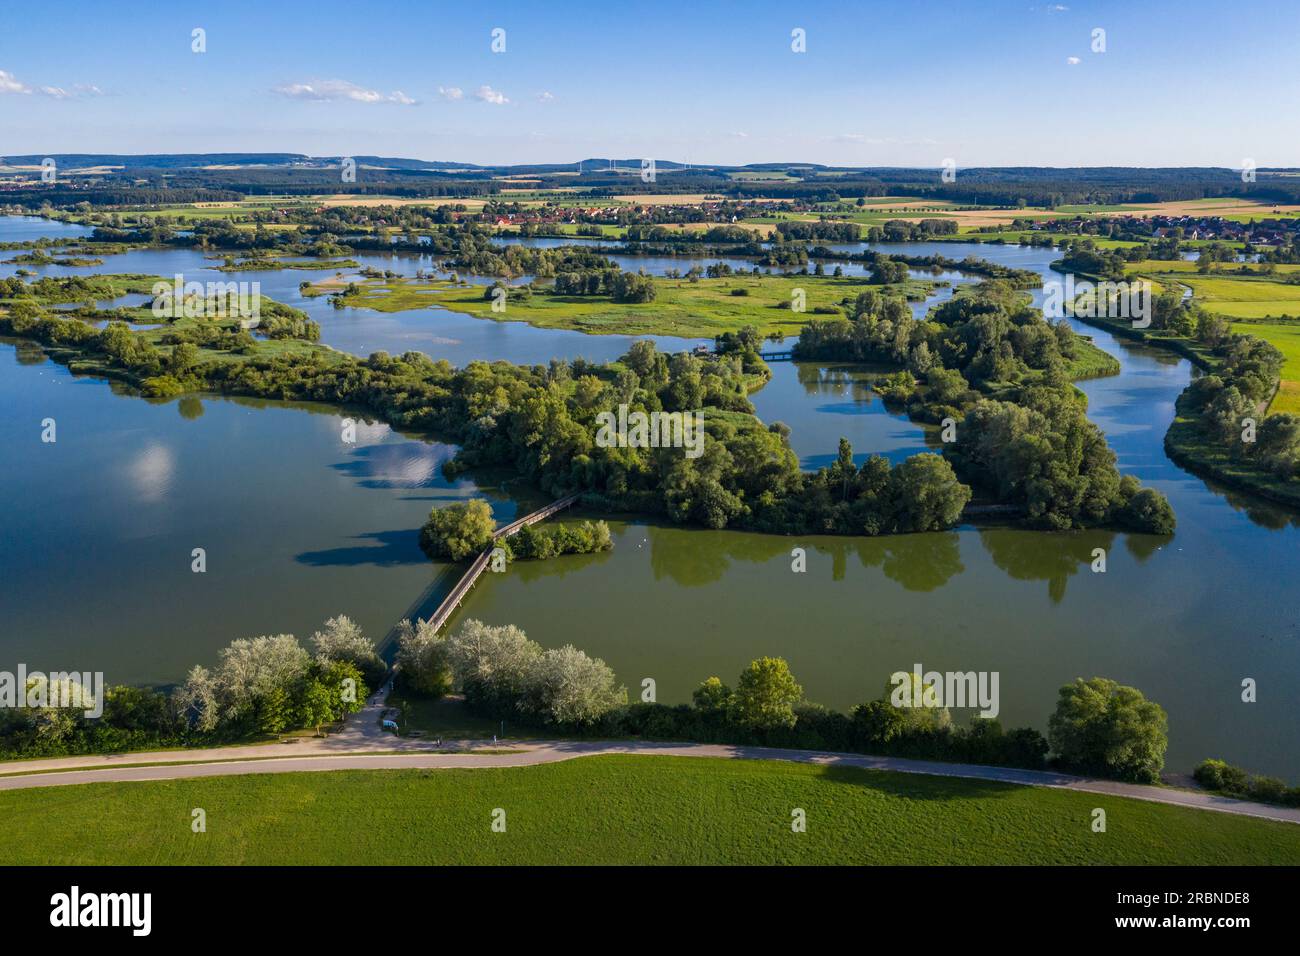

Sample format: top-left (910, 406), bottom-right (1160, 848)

top-left (312, 273), bottom-right (940, 338)
top-left (1176, 274), bottom-right (1300, 318)
top-left (2, 756), bottom-right (1296, 865)
top-left (1237, 321), bottom-right (1300, 413)
top-left (1123, 267), bottom-right (1300, 413)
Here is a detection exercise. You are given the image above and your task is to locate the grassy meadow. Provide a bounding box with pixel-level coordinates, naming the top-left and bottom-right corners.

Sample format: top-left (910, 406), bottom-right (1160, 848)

top-left (310, 272), bottom-right (941, 338)
top-left (3, 755), bottom-right (1297, 865)
top-left (1125, 264), bottom-right (1300, 413)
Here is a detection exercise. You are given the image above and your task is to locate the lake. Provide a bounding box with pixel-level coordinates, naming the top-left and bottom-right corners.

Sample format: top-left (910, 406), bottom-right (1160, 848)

top-left (1, 219), bottom-right (1296, 777)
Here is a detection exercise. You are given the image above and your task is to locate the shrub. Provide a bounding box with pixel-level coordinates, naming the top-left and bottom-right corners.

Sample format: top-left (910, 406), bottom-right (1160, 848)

top-left (1248, 775), bottom-right (1288, 804)
top-left (419, 499), bottom-right (495, 561)
top-left (1194, 758), bottom-right (1248, 794)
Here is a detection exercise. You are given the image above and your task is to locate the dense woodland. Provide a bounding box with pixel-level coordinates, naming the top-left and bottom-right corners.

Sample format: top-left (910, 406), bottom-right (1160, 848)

top-left (795, 282), bottom-right (1175, 531)
top-left (8, 158), bottom-right (1300, 213)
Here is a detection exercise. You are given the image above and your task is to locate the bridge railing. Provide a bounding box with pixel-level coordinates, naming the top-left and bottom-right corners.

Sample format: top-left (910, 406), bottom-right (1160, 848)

top-left (417, 494), bottom-right (581, 635)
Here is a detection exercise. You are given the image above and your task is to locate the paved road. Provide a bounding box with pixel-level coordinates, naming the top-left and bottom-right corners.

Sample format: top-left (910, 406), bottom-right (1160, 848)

top-left (2, 725), bottom-right (1297, 825)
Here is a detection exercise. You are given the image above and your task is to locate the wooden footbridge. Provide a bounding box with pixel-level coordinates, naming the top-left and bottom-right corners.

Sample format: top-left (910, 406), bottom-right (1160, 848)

top-left (416, 493), bottom-right (580, 636)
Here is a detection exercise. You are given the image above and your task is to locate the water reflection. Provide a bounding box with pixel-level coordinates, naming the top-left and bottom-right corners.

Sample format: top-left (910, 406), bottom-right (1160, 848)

top-left (126, 442), bottom-right (175, 503)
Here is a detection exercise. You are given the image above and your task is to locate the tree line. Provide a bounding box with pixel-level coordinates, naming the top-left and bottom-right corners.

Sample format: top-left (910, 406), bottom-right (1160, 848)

top-left (401, 617), bottom-right (1175, 785)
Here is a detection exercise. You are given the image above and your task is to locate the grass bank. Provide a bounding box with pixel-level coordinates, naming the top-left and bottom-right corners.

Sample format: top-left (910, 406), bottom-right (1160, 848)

top-left (2, 755), bottom-right (1296, 865)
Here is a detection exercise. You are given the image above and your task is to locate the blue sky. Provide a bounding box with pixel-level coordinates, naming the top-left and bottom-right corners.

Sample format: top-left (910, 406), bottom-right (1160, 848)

top-left (1, 0), bottom-right (1296, 167)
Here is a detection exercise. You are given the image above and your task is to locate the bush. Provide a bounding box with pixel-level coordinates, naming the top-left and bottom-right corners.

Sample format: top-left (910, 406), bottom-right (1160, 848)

top-left (1193, 758), bottom-right (1299, 806)
top-left (1119, 487), bottom-right (1177, 535)
top-left (1248, 775), bottom-right (1288, 804)
top-left (1193, 758), bottom-right (1249, 794)
top-left (523, 645), bottom-right (626, 726)
top-left (419, 499), bottom-right (496, 561)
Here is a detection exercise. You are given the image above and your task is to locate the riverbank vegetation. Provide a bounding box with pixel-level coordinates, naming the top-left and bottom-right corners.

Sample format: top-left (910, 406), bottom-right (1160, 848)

top-left (0, 617), bottom-right (381, 760)
top-left (1194, 758), bottom-right (1300, 807)
top-left (401, 617), bottom-right (1172, 784)
top-left (1055, 272), bottom-right (1300, 506)
top-left (396, 619), bottom-right (625, 724)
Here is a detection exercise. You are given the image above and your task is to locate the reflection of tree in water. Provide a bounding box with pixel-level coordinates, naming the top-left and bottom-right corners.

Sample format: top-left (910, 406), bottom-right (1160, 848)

top-left (862, 533), bottom-right (964, 592)
top-left (794, 363), bottom-right (876, 403)
top-left (978, 528), bottom-right (1115, 604)
top-left (1205, 479), bottom-right (1300, 531)
top-left (1124, 533), bottom-right (1165, 562)
top-left (509, 547), bottom-right (615, 584)
top-left (12, 341), bottom-right (46, 366)
top-left (178, 395), bottom-right (205, 420)
top-left (646, 523), bottom-right (788, 587)
top-left (644, 521), bottom-right (965, 592)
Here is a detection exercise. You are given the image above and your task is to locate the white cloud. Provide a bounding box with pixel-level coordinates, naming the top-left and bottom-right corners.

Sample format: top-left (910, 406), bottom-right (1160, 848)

top-left (273, 79), bottom-right (417, 105)
top-left (536, 90), bottom-right (555, 103)
top-left (0, 70), bottom-right (103, 98)
top-left (0, 70), bottom-right (31, 94)
top-left (1066, 56), bottom-right (1081, 65)
top-left (474, 85), bottom-right (509, 105)
top-left (438, 86), bottom-right (464, 101)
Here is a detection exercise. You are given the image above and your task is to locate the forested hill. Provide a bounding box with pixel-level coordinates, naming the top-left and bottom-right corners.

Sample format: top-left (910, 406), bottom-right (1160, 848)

top-left (4, 156), bottom-right (1300, 205)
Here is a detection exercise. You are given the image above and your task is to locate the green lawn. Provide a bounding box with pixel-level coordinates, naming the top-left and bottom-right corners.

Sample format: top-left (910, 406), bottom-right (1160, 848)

top-left (2, 756), bottom-right (1296, 865)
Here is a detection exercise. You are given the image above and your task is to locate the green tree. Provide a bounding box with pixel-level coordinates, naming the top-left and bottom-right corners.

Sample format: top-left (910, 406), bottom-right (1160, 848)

top-left (1048, 677), bottom-right (1168, 783)
top-left (1120, 487), bottom-right (1176, 534)
top-left (692, 677), bottom-right (732, 714)
top-left (419, 499), bottom-right (496, 561)
top-left (888, 453), bottom-right (971, 532)
top-left (523, 644), bottom-right (626, 726)
top-left (256, 685), bottom-right (293, 736)
top-left (295, 678), bottom-right (337, 733)
top-left (731, 657), bottom-right (803, 731)
top-left (394, 618), bottom-right (453, 696)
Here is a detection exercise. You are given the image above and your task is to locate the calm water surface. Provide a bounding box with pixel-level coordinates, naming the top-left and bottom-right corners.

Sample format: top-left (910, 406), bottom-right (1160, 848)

top-left (1, 219), bottom-right (1296, 776)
